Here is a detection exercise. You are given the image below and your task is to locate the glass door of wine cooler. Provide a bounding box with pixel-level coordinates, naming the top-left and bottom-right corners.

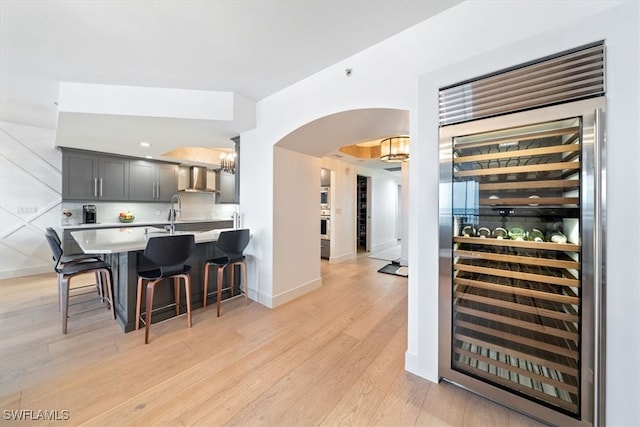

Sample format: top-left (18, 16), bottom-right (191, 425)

top-left (439, 98), bottom-right (605, 427)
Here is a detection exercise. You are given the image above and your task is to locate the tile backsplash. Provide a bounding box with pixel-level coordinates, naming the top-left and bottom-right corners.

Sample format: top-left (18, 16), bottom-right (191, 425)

top-left (61, 192), bottom-right (238, 226)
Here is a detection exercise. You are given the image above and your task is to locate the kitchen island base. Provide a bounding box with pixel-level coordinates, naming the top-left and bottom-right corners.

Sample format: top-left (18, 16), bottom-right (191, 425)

top-left (105, 241), bottom-right (242, 332)
top-left (71, 227), bottom-right (247, 332)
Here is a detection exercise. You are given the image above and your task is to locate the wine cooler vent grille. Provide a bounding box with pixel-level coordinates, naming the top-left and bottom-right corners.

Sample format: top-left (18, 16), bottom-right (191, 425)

top-left (439, 42), bottom-right (604, 126)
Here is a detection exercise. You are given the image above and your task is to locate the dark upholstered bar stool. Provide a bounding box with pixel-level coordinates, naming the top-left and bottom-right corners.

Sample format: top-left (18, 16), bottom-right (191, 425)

top-left (45, 227), bottom-right (105, 302)
top-left (46, 227), bottom-right (99, 264)
top-left (44, 231), bottom-right (115, 334)
top-left (135, 234), bottom-right (196, 344)
top-left (203, 229), bottom-right (250, 317)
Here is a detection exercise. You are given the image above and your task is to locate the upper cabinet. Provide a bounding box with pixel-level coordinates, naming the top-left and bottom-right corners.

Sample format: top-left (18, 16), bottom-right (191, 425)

top-left (321, 168), bottom-right (330, 187)
top-left (129, 160), bottom-right (178, 202)
top-left (216, 170), bottom-right (237, 204)
top-left (62, 148), bottom-right (177, 202)
top-left (62, 150), bottom-right (129, 201)
top-left (216, 137), bottom-right (240, 204)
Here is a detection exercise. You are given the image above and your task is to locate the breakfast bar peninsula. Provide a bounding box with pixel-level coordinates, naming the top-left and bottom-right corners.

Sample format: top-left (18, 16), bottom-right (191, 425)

top-left (72, 227), bottom-right (239, 332)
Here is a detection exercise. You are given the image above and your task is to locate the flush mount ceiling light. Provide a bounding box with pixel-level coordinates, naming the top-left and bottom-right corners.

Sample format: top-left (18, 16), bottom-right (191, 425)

top-left (380, 136), bottom-right (409, 162)
top-left (139, 142), bottom-right (151, 147)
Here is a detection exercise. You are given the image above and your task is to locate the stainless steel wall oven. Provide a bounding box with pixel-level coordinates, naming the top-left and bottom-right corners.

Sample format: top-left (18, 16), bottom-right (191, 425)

top-left (320, 214), bottom-right (330, 240)
top-left (438, 42), bottom-right (606, 427)
top-left (320, 186), bottom-right (330, 209)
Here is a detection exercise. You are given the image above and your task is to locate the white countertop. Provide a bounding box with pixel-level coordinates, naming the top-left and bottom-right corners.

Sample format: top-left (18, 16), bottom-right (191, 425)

top-left (62, 218), bottom-right (232, 230)
top-left (71, 227), bottom-right (234, 254)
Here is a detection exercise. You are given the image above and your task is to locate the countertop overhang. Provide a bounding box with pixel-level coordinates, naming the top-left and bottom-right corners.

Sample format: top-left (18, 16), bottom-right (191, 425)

top-left (71, 227), bottom-right (234, 254)
top-left (62, 218), bottom-right (232, 230)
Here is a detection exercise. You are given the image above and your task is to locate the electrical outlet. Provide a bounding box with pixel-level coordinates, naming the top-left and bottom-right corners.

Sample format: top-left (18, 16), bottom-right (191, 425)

top-left (155, 209), bottom-right (161, 216)
top-left (18, 207), bottom-right (37, 214)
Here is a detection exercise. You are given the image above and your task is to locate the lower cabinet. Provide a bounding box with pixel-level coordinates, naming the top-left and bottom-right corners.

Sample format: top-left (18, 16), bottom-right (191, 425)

top-left (174, 221), bottom-right (233, 232)
top-left (321, 239), bottom-right (330, 260)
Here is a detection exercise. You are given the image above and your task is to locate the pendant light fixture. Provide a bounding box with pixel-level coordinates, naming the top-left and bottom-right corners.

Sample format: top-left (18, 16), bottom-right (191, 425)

top-left (220, 151), bottom-right (236, 174)
top-left (380, 136), bottom-right (409, 162)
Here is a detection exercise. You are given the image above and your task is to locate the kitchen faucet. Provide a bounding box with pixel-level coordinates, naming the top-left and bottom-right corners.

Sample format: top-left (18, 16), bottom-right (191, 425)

top-left (168, 194), bottom-right (182, 234)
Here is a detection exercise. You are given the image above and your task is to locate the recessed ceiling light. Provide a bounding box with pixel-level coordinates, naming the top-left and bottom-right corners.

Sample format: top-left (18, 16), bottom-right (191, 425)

top-left (140, 142), bottom-right (151, 147)
top-left (144, 155), bottom-right (153, 159)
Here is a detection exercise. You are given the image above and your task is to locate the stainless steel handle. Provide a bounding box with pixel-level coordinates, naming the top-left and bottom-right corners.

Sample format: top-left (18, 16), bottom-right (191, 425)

top-left (152, 182), bottom-right (156, 199)
top-left (94, 178), bottom-right (98, 197)
top-left (156, 183), bottom-right (160, 199)
top-left (593, 107), bottom-right (606, 427)
top-left (99, 178), bottom-right (103, 197)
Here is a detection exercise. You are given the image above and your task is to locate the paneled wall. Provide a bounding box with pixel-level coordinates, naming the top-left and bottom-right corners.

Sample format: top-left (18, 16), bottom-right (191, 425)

top-left (1, 121), bottom-right (62, 279)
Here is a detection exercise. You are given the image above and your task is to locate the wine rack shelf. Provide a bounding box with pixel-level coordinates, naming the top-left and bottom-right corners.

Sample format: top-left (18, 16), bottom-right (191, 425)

top-left (449, 116), bottom-right (583, 415)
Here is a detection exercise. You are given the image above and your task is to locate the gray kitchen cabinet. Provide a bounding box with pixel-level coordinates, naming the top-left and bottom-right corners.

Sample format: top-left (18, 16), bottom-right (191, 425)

top-left (175, 220), bottom-right (233, 232)
top-left (156, 163), bottom-right (179, 201)
top-left (129, 160), bottom-right (178, 202)
top-left (62, 150), bottom-right (129, 201)
top-left (216, 137), bottom-right (240, 204)
top-left (216, 170), bottom-right (238, 204)
top-left (321, 239), bottom-right (330, 259)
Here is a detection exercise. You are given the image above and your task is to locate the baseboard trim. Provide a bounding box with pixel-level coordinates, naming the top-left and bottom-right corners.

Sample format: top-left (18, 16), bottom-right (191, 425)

top-left (329, 252), bottom-right (355, 264)
top-left (0, 265), bottom-right (51, 280)
top-left (261, 277), bottom-right (322, 308)
top-left (405, 350), bottom-right (439, 383)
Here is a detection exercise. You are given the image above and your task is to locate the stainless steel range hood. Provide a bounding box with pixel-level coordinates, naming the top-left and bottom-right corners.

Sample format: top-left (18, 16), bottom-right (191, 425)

top-left (180, 166), bottom-right (219, 193)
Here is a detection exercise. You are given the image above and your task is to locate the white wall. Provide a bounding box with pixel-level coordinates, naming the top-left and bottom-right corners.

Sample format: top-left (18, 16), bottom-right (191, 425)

top-left (0, 122), bottom-right (62, 279)
top-left (400, 162), bottom-right (409, 266)
top-left (266, 145), bottom-right (403, 309)
top-left (240, 1), bottom-right (638, 425)
top-left (272, 146), bottom-right (322, 306)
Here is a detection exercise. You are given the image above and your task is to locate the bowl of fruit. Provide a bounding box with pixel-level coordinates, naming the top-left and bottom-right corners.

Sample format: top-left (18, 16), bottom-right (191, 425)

top-left (119, 211), bottom-right (135, 223)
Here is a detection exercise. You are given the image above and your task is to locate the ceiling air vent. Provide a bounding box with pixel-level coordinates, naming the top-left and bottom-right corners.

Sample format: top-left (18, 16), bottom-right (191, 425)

top-left (439, 41), bottom-right (605, 126)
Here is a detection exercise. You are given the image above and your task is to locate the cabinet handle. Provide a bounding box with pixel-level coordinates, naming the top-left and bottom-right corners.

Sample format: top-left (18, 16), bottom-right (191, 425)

top-left (94, 178), bottom-right (98, 197)
top-left (156, 182), bottom-right (160, 199)
top-left (152, 182), bottom-right (156, 199)
top-left (593, 107), bottom-right (606, 426)
top-left (99, 178), bottom-right (103, 197)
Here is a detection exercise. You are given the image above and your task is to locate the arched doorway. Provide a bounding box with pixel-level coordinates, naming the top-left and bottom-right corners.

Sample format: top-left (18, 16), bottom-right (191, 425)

top-left (271, 108), bottom-right (409, 300)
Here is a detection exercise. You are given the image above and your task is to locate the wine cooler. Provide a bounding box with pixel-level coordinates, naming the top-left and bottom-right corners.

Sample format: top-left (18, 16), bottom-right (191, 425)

top-left (438, 43), bottom-right (605, 427)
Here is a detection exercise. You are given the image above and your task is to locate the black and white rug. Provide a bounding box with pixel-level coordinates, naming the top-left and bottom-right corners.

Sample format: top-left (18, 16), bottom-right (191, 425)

top-left (378, 263), bottom-right (408, 277)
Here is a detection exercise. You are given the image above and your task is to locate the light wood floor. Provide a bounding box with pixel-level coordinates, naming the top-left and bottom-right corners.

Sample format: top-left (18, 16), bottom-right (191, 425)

top-left (0, 256), bottom-right (546, 426)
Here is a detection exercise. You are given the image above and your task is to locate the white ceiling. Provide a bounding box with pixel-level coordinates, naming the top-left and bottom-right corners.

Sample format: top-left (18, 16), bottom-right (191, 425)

top-left (0, 0), bottom-right (460, 163)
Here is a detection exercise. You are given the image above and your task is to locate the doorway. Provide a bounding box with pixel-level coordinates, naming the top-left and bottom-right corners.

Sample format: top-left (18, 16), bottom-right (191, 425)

top-left (356, 175), bottom-right (371, 252)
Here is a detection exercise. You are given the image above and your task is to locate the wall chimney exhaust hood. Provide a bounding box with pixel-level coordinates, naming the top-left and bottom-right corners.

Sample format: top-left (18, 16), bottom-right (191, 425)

top-left (180, 166), bottom-right (219, 193)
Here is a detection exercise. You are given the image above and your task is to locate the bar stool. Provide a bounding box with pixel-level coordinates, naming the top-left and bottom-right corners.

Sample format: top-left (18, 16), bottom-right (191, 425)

top-left (203, 229), bottom-right (250, 316)
top-left (45, 227), bottom-right (105, 302)
top-left (135, 234), bottom-right (196, 344)
top-left (44, 231), bottom-right (115, 334)
top-left (46, 227), bottom-right (99, 264)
